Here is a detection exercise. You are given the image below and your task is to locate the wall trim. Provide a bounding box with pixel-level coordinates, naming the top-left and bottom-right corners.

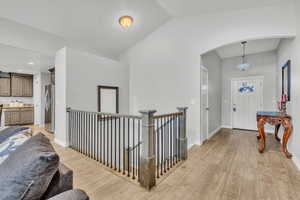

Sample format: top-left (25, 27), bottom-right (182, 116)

top-left (292, 155), bottom-right (300, 171)
top-left (221, 125), bottom-right (274, 134)
top-left (221, 125), bottom-right (232, 129)
top-left (54, 138), bottom-right (68, 147)
top-left (208, 126), bottom-right (222, 140)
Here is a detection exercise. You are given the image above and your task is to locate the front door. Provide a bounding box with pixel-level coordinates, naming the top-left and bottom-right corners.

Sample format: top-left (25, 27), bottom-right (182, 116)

top-left (232, 77), bottom-right (263, 130)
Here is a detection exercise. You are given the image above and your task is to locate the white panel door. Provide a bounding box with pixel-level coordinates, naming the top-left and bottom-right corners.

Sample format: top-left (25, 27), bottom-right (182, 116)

top-left (201, 67), bottom-right (209, 142)
top-left (232, 77), bottom-right (263, 130)
top-left (100, 88), bottom-right (117, 113)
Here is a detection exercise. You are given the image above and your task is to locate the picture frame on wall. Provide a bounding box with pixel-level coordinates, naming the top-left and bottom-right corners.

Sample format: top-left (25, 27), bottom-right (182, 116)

top-left (97, 85), bottom-right (119, 113)
top-left (282, 60), bottom-right (291, 101)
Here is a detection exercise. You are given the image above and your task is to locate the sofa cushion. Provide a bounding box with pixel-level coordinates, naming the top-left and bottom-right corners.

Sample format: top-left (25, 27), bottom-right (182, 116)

top-left (0, 133), bottom-right (59, 200)
top-left (48, 189), bottom-right (89, 200)
top-left (0, 131), bottom-right (30, 164)
top-left (42, 163), bottom-right (73, 199)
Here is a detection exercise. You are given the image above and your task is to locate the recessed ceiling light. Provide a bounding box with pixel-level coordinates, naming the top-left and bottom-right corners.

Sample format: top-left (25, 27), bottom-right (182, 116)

top-left (119, 16), bottom-right (134, 28)
top-left (28, 62), bottom-right (35, 65)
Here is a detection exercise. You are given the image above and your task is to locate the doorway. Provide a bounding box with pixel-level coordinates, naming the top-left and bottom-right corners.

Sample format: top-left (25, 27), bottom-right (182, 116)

top-left (200, 66), bottom-right (209, 143)
top-left (231, 76), bottom-right (263, 130)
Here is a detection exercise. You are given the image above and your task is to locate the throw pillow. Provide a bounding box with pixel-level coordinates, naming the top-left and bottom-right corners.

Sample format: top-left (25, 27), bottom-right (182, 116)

top-left (0, 132), bottom-right (30, 164)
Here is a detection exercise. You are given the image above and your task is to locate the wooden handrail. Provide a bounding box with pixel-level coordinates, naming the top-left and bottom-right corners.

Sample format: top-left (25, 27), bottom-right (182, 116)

top-left (154, 112), bottom-right (182, 119)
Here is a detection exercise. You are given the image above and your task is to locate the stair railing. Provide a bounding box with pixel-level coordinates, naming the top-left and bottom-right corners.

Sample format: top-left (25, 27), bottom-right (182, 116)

top-left (67, 107), bottom-right (188, 190)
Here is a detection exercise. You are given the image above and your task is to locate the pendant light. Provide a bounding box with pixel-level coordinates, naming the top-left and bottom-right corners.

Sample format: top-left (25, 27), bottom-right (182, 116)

top-left (237, 41), bottom-right (251, 71)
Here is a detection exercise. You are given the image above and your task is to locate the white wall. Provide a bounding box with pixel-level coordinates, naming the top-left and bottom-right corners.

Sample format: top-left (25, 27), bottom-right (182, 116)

top-left (201, 51), bottom-right (222, 135)
top-left (275, 38), bottom-right (295, 155)
top-left (35, 72), bottom-right (51, 127)
top-left (33, 73), bottom-right (41, 125)
top-left (276, 38), bottom-right (295, 114)
top-left (55, 47), bottom-right (129, 146)
top-left (275, 1), bottom-right (300, 168)
top-left (120, 3), bottom-right (296, 147)
top-left (276, 1), bottom-right (300, 169)
top-left (55, 48), bottom-right (67, 146)
top-left (292, 0), bottom-right (300, 168)
top-left (66, 48), bottom-right (129, 113)
top-left (221, 51), bottom-right (278, 129)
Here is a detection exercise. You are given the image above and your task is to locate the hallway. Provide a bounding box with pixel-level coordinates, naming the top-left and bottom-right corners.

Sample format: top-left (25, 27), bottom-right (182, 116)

top-left (52, 129), bottom-right (300, 200)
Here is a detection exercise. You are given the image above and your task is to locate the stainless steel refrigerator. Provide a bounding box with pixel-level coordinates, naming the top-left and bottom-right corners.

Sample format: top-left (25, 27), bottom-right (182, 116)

top-left (45, 84), bottom-right (55, 133)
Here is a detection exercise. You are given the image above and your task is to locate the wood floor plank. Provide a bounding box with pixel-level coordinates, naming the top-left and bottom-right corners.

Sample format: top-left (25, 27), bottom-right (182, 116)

top-left (28, 126), bottom-right (300, 200)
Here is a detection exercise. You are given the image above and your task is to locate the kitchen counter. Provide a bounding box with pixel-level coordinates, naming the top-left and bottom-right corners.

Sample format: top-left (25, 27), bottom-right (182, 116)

top-left (2, 104), bottom-right (34, 109)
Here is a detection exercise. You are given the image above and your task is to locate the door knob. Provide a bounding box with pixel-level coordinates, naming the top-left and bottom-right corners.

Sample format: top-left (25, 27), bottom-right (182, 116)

top-left (206, 107), bottom-right (210, 111)
top-left (233, 104), bottom-right (237, 112)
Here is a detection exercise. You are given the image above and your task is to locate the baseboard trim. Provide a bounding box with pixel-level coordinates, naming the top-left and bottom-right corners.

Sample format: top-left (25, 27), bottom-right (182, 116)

top-left (54, 138), bottom-right (68, 147)
top-left (292, 155), bottom-right (300, 171)
top-left (221, 125), bottom-right (232, 129)
top-left (221, 125), bottom-right (274, 133)
top-left (208, 127), bottom-right (222, 140)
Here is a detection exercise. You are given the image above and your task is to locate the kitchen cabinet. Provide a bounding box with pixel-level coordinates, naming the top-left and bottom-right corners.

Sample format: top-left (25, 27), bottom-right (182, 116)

top-left (4, 109), bottom-right (20, 126)
top-left (11, 74), bottom-right (33, 97)
top-left (4, 107), bottom-right (34, 126)
top-left (20, 108), bottom-right (34, 124)
top-left (0, 73), bottom-right (33, 97)
top-left (0, 72), bottom-right (11, 96)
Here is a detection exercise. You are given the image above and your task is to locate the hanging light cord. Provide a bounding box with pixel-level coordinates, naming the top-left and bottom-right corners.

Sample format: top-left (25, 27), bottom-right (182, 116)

top-left (241, 41), bottom-right (247, 64)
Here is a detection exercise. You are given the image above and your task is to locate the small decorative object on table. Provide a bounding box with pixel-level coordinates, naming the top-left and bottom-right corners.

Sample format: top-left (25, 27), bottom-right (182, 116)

top-left (278, 94), bottom-right (288, 114)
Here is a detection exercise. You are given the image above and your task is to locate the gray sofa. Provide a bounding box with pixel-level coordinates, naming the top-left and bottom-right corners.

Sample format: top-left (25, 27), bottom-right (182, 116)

top-left (42, 163), bottom-right (74, 199)
top-left (0, 128), bottom-right (89, 200)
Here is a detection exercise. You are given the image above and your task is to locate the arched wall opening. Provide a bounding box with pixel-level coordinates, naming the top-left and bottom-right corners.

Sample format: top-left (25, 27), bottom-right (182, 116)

top-left (199, 36), bottom-right (296, 143)
top-left (200, 35), bottom-right (296, 57)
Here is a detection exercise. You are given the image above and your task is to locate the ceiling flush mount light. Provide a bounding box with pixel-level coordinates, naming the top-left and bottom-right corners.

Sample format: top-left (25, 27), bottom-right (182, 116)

top-left (119, 15), bottom-right (134, 28)
top-left (237, 41), bottom-right (251, 71)
top-left (28, 62), bottom-right (35, 65)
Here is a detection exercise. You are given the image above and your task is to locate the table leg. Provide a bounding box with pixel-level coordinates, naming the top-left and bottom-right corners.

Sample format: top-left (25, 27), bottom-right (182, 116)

top-left (257, 135), bottom-right (261, 140)
top-left (282, 118), bottom-right (292, 158)
top-left (275, 124), bottom-right (281, 142)
top-left (257, 118), bottom-right (266, 153)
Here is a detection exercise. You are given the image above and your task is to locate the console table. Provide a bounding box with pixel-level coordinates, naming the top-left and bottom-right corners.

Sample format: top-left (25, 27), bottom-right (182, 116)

top-left (256, 112), bottom-right (292, 158)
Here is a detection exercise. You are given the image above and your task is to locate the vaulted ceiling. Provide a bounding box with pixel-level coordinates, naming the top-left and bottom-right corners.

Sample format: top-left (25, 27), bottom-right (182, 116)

top-left (0, 0), bottom-right (170, 59)
top-left (157, 0), bottom-right (289, 16)
top-left (0, 0), bottom-right (292, 61)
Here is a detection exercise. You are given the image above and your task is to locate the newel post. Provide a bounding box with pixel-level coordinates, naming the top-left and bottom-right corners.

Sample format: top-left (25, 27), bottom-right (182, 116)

top-left (177, 107), bottom-right (188, 160)
top-left (139, 110), bottom-right (157, 190)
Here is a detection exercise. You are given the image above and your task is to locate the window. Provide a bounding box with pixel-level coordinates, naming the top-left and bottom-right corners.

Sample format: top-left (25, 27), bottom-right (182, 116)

top-left (238, 82), bottom-right (255, 93)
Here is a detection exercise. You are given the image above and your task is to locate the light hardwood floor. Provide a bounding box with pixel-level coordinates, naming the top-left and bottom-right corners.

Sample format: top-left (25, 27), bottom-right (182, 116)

top-left (30, 127), bottom-right (300, 200)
